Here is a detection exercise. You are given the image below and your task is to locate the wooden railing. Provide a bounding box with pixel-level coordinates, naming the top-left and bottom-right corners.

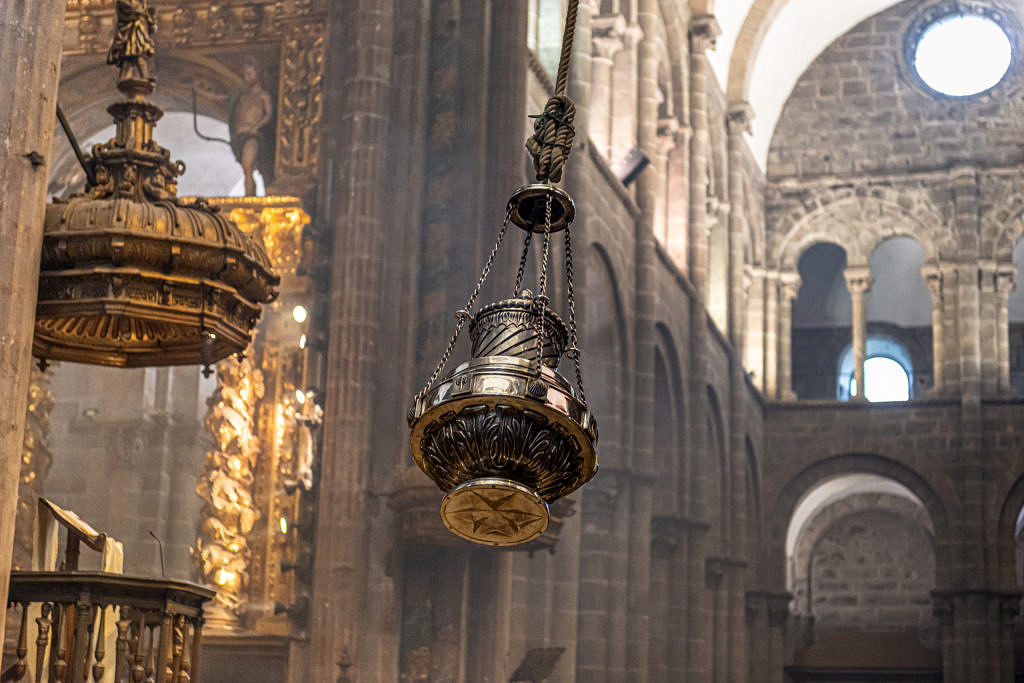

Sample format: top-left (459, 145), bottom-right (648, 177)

top-left (4, 572), bottom-right (214, 683)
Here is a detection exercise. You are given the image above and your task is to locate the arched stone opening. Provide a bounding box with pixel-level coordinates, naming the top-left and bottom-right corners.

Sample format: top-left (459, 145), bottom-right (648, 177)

top-left (861, 236), bottom-right (933, 400)
top-left (781, 471), bottom-right (942, 678)
top-left (790, 242), bottom-right (850, 399)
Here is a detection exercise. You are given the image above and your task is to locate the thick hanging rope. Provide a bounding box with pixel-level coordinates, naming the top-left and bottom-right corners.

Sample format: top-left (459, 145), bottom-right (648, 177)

top-left (526, 0), bottom-right (579, 183)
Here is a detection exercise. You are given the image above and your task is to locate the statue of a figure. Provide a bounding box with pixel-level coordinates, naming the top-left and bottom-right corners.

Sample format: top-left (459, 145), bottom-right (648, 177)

top-left (194, 59), bottom-right (275, 196)
top-left (107, 0), bottom-right (157, 82)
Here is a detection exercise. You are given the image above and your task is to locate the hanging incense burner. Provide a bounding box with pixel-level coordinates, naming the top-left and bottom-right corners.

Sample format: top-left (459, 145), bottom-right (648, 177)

top-left (408, 0), bottom-right (597, 547)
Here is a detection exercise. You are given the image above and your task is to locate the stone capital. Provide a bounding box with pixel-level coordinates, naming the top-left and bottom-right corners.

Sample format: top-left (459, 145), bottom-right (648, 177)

top-left (921, 264), bottom-right (943, 297)
top-left (657, 117), bottom-right (681, 154)
top-left (843, 266), bottom-right (874, 295)
top-left (689, 13), bottom-right (721, 53)
top-left (623, 22), bottom-right (645, 48)
top-left (726, 100), bottom-right (755, 136)
top-left (779, 271), bottom-right (801, 299)
top-left (997, 263), bottom-right (1017, 295)
top-left (591, 14), bottom-right (628, 60)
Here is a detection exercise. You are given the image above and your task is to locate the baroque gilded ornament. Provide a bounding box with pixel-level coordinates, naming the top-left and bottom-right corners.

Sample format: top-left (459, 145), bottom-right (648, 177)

top-left (408, 0), bottom-right (597, 547)
top-left (275, 21), bottom-right (325, 181)
top-left (193, 357), bottom-right (264, 626)
top-left (35, 0), bottom-right (279, 369)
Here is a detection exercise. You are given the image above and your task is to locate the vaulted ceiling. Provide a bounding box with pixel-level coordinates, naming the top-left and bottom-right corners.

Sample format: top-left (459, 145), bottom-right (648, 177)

top-left (700, 0), bottom-right (906, 166)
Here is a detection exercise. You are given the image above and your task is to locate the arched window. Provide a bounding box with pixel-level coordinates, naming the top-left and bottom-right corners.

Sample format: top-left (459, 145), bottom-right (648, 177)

top-left (837, 336), bottom-right (913, 402)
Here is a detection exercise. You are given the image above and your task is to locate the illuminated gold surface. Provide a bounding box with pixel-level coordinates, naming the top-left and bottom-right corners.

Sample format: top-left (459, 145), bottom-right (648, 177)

top-left (193, 356), bottom-right (264, 629)
top-left (190, 196), bottom-right (315, 632)
top-left (202, 196), bottom-right (311, 277)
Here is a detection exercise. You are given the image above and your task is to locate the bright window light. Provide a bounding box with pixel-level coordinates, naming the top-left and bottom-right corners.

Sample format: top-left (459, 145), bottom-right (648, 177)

top-left (914, 15), bottom-right (1012, 96)
top-left (852, 357), bottom-right (910, 403)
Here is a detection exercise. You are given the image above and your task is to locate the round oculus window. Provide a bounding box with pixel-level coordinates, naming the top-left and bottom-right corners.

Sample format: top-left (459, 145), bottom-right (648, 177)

top-left (913, 14), bottom-right (1012, 96)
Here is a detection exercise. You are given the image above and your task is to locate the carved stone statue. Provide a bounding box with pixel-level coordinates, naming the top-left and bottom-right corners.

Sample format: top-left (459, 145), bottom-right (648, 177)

top-left (195, 59), bottom-right (276, 196)
top-left (107, 0), bottom-right (157, 82)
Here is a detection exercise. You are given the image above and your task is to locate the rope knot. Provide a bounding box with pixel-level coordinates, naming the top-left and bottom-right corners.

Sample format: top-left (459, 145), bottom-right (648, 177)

top-left (526, 95), bottom-right (577, 184)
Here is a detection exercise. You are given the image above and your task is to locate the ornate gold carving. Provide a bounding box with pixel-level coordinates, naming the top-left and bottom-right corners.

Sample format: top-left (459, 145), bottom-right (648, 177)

top-left (193, 357), bottom-right (264, 629)
top-left (275, 21), bottom-right (325, 181)
top-left (214, 197), bottom-right (311, 277)
top-left (13, 368), bottom-right (55, 571)
top-left (65, 2), bottom-right (328, 55)
top-left (189, 196), bottom-right (315, 632)
top-left (40, 0), bottom-right (279, 369)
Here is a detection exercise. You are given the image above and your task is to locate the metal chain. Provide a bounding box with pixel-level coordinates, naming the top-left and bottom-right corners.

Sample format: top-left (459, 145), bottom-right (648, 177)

top-left (513, 229), bottom-right (533, 294)
top-left (563, 220), bottom-right (588, 408)
top-left (416, 209), bottom-right (513, 400)
top-left (529, 196), bottom-right (554, 380)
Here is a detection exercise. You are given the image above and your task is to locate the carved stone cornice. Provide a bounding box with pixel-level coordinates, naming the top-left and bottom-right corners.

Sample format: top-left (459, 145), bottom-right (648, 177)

top-left (688, 14), bottom-right (721, 53)
top-left (726, 101), bottom-right (754, 137)
top-left (657, 117), bottom-right (681, 155)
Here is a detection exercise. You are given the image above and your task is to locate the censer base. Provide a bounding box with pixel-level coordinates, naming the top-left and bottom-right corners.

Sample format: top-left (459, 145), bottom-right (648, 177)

top-left (440, 477), bottom-right (549, 547)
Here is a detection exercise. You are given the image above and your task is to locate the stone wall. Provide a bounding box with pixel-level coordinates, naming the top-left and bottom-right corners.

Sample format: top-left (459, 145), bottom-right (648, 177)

top-left (767, 0), bottom-right (1024, 180)
top-left (809, 508), bottom-right (935, 638)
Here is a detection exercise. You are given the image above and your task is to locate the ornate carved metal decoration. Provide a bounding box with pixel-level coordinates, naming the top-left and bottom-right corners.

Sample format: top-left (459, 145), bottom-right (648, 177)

top-left (275, 20), bottom-right (325, 184)
top-left (408, 0), bottom-right (596, 547)
top-left (36, 0), bottom-right (279, 369)
top-left (193, 356), bottom-right (264, 629)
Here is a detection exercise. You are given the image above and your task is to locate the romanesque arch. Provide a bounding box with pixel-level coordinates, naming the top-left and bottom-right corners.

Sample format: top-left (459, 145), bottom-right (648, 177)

top-left (770, 453), bottom-right (953, 590)
top-left (772, 191), bottom-right (947, 270)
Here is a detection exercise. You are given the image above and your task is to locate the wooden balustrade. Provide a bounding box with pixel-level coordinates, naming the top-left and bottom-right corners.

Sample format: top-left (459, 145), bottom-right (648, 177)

top-left (3, 572), bottom-right (214, 683)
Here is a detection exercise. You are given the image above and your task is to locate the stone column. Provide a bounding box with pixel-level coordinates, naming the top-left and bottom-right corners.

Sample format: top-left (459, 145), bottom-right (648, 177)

top-left (934, 590), bottom-right (1019, 683)
top-left (922, 265), bottom-right (945, 394)
top-left (844, 267), bottom-right (873, 401)
top-left (940, 262), bottom-right (962, 389)
top-left (311, 0), bottom-right (395, 678)
top-left (763, 272), bottom-right (779, 397)
top-left (0, 0), bottom-right (69, 648)
top-left (726, 102), bottom-right (754, 344)
top-left (996, 265), bottom-right (1016, 395)
top-left (626, 1), bottom-right (660, 676)
top-left (979, 261), bottom-right (1000, 396)
top-left (745, 592), bottom-right (789, 683)
top-left (654, 120), bottom-right (680, 244)
top-left (778, 272), bottom-right (800, 400)
top-left (726, 103), bottom-right (754, 681)
top-left (745, 267), bottom-right (767, 392)
top-left (589, 14), bottom-right (626, 157)
top-left (687, 15), bottom-right (720, 683)
top-left (610, 23), bottom-right (645, 163)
